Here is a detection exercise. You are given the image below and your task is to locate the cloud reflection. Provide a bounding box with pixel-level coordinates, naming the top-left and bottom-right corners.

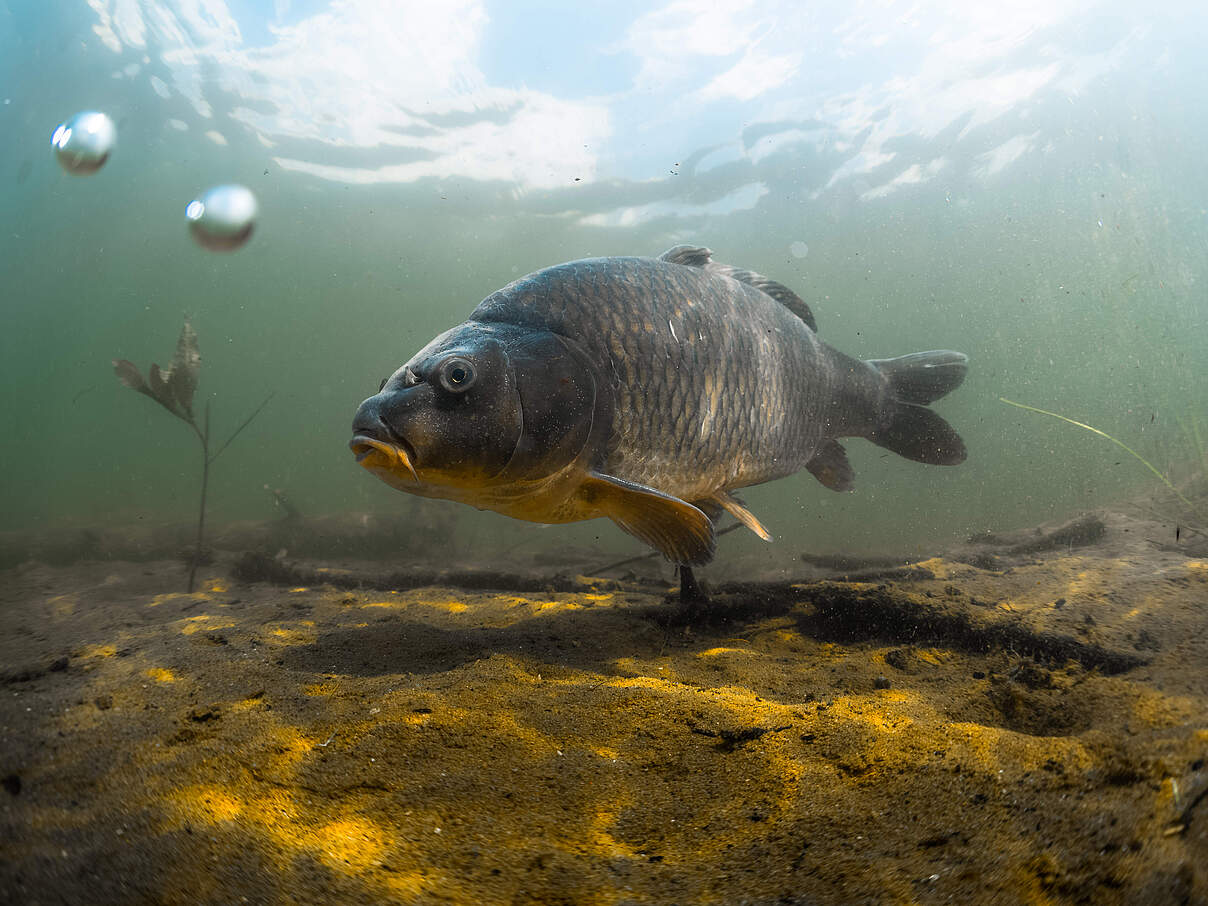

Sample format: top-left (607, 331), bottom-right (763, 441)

top-left (88, 0), bottom-right (608, 189)
top-left (977, 132), bottom-right (1042, 178)
top-left (579, 182), bottom-right (769, 229)
top-left (84, 0), bottom-right (1132, 207)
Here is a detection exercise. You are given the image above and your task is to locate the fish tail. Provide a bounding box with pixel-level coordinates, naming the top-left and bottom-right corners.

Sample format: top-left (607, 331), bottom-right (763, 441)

top-left (867, 350), bottom-right (968, 465)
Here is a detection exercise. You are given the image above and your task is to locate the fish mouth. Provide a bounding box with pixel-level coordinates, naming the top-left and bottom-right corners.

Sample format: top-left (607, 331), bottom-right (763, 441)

top-left (349, 435), bottom-right (419, 482)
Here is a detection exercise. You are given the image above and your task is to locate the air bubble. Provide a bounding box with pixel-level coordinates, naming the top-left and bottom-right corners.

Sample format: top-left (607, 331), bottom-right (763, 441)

top-left (51, 111), bottom-right (116, 175)
top-left (185, 184), bottom-right (258, 252)
top-left (789, 240), bottom-right (809, 258)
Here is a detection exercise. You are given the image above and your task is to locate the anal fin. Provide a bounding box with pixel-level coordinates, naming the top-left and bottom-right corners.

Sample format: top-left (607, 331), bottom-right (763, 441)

top-left (580, 472), bottom-right (716, 565)
top-left (704, 491), bottom-right (772, 542)
top-left (806, 440), bottom-right (855, 492)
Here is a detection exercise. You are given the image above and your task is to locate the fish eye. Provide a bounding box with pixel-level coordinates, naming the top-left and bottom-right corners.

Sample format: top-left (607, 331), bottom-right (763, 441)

top-left (437, 356), bottom-right (476, 393)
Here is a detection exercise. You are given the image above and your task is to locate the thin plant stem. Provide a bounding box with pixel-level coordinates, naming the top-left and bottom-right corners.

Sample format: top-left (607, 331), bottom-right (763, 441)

top-left (188, 400), bottom-right (211, 594)
top-left (1177, 413), bottom-right (1208, 476)
top-left (1000, 397), bottom-right (1198, 511)
top-left (182, 394), bottom-right (273, 592)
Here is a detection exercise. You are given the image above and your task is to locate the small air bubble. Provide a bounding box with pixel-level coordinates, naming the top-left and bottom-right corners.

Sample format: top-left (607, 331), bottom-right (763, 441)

top-left (185, 184), bottom-right (258, 252)
top-left (789, 240), bottom-right (809, 258)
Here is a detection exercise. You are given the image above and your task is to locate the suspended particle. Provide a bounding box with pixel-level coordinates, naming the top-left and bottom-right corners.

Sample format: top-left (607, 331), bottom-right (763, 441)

top-left (185, 184), bottom-right (258, 252)
top-left (51, 111), bottom-right (116, 175)
top-left (789, 240), bottom-right (809, 258)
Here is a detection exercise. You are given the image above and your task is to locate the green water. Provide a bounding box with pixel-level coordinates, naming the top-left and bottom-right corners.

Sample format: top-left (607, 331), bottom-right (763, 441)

top-left (2, 1), bottom-right (1205, 567)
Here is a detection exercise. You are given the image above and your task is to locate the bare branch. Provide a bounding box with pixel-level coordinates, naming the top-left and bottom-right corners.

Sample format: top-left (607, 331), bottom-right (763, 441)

top-left (210, 392), bottom-right (274, 464)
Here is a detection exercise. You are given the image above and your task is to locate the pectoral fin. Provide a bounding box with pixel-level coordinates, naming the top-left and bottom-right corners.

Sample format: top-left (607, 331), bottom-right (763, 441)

top-left (581, 472), bottom-right (716, 565)
top-left (703, 491), bottom-right (772, 542)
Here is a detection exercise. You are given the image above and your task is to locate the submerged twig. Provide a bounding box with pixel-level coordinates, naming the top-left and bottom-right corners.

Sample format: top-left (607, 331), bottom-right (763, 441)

top-left (264, 485), bottom-right (301, 521)
top-left (212, 392), bottom-right (274, 463)
top-left (593, 523), bottom-right (743, 575)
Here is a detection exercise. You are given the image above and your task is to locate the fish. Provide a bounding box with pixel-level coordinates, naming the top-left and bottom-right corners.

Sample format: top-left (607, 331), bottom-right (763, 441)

top-left (350, 245), bottom-right (967, 594)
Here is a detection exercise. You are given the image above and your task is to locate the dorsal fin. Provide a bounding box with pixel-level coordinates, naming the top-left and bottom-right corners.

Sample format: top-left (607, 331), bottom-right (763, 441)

top-left (660, 244), bottom-right (714, 268)
top-left (658, 245), bottom-right (817, 332)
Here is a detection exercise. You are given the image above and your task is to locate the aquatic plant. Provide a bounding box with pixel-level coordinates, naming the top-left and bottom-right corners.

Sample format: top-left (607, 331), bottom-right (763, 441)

top-left (1000, 397), bottom-right (1206, 527)
top-left (1175, 413), bottom-right (1208, 486)
top-left (114, 319), bottom-right (271, 592)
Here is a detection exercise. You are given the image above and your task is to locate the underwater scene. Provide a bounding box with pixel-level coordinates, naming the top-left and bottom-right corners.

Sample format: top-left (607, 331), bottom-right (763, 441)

top-left (2, 0), bottom-right (1206, 903)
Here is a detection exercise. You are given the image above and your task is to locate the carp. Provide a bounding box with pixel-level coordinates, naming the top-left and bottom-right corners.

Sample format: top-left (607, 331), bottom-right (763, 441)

top-left (351, 246), bottom-right (967, 598)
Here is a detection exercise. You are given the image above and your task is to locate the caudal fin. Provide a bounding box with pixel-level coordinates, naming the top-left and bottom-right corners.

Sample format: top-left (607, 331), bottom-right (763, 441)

top-left (868, 350), bottom-right (968, 465)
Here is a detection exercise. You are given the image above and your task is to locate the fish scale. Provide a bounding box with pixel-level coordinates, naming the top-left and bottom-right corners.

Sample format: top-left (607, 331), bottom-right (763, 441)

top-left (477, 257), bottom-right (832, 501)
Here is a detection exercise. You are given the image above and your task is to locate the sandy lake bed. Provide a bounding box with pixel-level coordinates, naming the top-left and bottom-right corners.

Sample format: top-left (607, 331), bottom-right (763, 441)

top-left (1, 503), bottom-right (1206, 905)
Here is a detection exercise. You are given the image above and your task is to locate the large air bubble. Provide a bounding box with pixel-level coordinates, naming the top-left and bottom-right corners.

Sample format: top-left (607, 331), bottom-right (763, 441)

top-left (51, 111), bottom-right (116, 175)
